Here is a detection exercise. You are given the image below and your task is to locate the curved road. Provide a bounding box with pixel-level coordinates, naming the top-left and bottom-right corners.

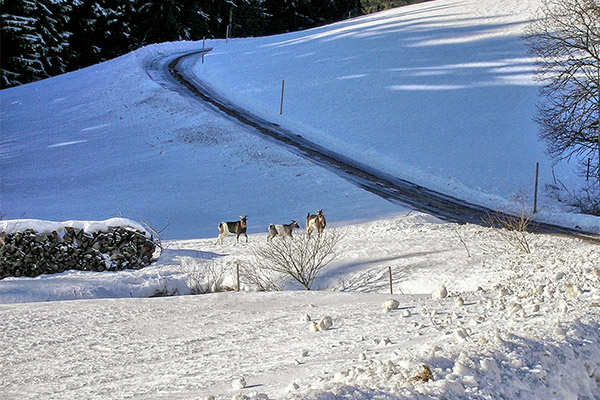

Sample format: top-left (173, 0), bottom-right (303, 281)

top-left (146, 49), bottom-right (599, 243)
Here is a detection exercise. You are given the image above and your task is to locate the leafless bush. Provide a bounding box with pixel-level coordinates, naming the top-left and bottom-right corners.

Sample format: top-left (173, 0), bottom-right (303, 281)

top-left (546, 180), bottom-right (600, 216)
top-left (250, 230), bottom-right (343, 290)
top-left (451, 225), bottom-right (472, 258)
top-left (139, 218), bottom-right (169, 252)
top-left (180, 257), bottom-right (233, 294)
top-left (485, 193), bottom-right (533, 254)
top-left (239, 262), bottom-right (284, 291)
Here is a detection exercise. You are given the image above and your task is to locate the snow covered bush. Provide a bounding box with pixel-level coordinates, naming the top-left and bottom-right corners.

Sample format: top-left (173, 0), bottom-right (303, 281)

top-left (250, 230), bottom-right (343, 290)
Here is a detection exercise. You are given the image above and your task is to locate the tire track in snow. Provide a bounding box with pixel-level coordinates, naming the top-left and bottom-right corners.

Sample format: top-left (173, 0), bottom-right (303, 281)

top-left (146, 49), bottom-right (599, 243)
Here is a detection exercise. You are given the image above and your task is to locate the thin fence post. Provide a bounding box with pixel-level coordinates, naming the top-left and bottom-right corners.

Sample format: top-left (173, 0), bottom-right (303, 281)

top-left (236, 262), bottom-right (240, 292)
top-left (202, 37), bottom-right (205, 64)
top-left (533, 162), bottom-right (539, 214)
top-left (280, 80), bottom-right (285, 115)
top-left (388, 266), bottom-right (393, 295)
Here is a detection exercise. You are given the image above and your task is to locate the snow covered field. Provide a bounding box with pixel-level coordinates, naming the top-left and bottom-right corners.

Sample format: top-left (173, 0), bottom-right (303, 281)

top-left (1, 214), bottom-right (599, 399)
top-left (1, 0), bottom-right (600, 398)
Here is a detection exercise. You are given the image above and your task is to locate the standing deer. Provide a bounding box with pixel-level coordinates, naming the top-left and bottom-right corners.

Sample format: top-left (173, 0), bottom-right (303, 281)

top-left (306, 210), bottom-right (326, 238)
top-left (215, 215), bottom-right (248, 244)
top-left (267, 220), bottom-right (300, 242)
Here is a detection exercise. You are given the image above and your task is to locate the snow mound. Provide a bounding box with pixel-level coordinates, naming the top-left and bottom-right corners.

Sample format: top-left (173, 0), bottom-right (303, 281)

top-left (0, 218), bottom-right (149, 237)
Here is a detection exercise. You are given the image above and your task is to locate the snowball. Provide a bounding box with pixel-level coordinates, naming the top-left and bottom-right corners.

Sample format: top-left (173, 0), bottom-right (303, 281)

top-left (359, 352), bottom-right (367, 361)
top-left (300, 349), bottom-right (309, 357)
top-left (402, 309), bottom-right (411, 317)
top-left (334, 370), bottom-right (349, 381)
top-left (204, 396), bottom-right (215, 400)
top-left (382, 299), bottom-right (400, 311)
top-left (480, 358), bottom-right (500, 375)
top-left (508, 303), bottom-right (523, 315)
top-left (455, 297), bottom-right (464, 307)
top-left (453, 328), bottom-right (470, 343)
top-left (554, 272), bottom-right (565, 282)
top-left (300, 313), bottom-right (311, 323)
top-left (558, 301), bottom-right (568, 314)
top-left (309, 322), bottom-right (319, 332)
top-left (565, 284), bottom-right (582, 298)
top-left (554, 327), bottom-right (567, 338)
top-left (318, 315), bottom-right (333, 331)
top-left (432, 286), bottom-right (448, 299)
top-left (232, 377), bottom-right (246, 390)
top-left (453, 362), bottom-right (473, 376)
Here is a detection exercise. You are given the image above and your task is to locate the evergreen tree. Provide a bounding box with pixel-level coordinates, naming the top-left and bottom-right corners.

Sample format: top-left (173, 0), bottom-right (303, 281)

top-left (361, 0), bottom-right (425, 13)
top-left (34, 0), bottom-right (70, 78)
top-left (1, 0), bottom-right (45, 88)
top-left (63, 0), bottom-right (103, 71)
top-left (92, 0), bottom-right (135, 61)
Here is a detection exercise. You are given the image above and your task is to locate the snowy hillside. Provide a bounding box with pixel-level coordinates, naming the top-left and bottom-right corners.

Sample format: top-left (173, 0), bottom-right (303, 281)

top-left (1, 0), bottom-right (599, 237)
top-left (1, 0), bottom-right (600, 399)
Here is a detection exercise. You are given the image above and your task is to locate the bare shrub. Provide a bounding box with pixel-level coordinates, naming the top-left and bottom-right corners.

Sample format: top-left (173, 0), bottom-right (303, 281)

top-left (546, 180), bottom-right (600, 216)
top-left (180, 257), bottom-right (233, 294)
top-left (250, 230), bottom-right (343, 290)
top-left (139, 218), bottom-right (169, 252)
top-left (451, 225), bottom-right (472, 258)
top-left (239, 262), bottom-right (284, 292)
top-left (485, 193), bottom-right (534, 254)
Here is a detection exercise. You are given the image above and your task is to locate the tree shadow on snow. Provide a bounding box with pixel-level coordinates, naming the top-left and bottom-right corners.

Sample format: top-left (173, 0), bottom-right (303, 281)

top-left (158, 248), bottom-right (225, 265)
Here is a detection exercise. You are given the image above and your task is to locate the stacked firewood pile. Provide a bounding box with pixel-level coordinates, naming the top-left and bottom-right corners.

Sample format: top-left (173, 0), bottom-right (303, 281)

top-left (0, 226), bottom-right (156, 279)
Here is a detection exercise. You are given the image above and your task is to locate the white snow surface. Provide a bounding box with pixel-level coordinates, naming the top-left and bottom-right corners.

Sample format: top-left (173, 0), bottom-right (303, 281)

top-left (1, 0), bottom-right (600, 399)
top-left (0, 217), bottom-right (148, 236)
top-left (1, 213), bottom-right (600, 399)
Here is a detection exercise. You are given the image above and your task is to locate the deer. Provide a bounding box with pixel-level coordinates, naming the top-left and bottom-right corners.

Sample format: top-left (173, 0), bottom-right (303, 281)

top-left (306, 210), bottom-right (326, 238)
top-left (215, 215), bottom-right (248, 244)
top-left (267, 220), bottom-right (300, 242)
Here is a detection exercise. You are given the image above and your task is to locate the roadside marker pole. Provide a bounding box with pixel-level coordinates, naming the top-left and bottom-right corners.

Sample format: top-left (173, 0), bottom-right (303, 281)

top-left (236, 262), bottom-right (240, 292)
top-left (280, 80), bottom-right (285, 115)
top-left (202, 37), bottom-right (205, 64)
top-left (388, 266), bottom-right (393, 295)
top-left (533, 162), bottom-right (539, 214)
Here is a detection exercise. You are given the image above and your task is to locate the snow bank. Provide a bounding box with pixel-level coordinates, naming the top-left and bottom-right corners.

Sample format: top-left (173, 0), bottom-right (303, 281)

top-left (0, 217), bottom-right (149, 237)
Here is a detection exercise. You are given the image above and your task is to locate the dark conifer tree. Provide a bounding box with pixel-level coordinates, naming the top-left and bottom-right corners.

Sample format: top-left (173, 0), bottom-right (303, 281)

top-left (1, 0), bottom-right (45, 87)
top-left (34, 0), bottom-right (70, 78)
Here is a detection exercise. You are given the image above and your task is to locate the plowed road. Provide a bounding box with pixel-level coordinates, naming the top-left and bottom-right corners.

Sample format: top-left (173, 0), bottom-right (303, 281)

top-left (146, 49), bottom-right (599, 243)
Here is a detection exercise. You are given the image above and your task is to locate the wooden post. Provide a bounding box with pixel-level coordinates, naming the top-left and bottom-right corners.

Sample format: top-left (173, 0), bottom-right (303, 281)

top-left (226, 25), bottom-right (230, 42)
top-left (388, 266), bottom-right (393, 295)
top-left (236, 262), bottom-right (240, 292)
top-left (280, 80), bottom-right (285, 115)
top-left (202, 37), bottom-right (205, 64)
top-left (533, 162), bottom-right (539, 214)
